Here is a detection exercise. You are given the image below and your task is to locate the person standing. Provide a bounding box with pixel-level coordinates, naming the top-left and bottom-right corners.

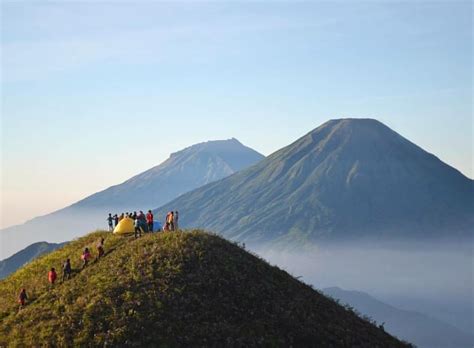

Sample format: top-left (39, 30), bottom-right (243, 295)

top-left (62, 259), bottom-right (72, 281)
top-left (18, 289), bottom-right (28, 309)
top-left (107, 213), bottom-right (113, 231)
top-left (134, 217), bottom-right (141, 238)
top-left (113, 214), bottom-right (119, 228)
top-left (169, 211), bottom-right (175, 231)
top-left (174, 211), bottom-right (179, 231)
top-left (48, 267), bottom-right (57, 285)
top-left (146, 210), bottom-right (154, 232)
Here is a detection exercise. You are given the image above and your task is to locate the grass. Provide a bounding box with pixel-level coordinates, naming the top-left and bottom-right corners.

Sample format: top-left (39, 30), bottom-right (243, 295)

top-left (0, 230), bottom-right (412, 347)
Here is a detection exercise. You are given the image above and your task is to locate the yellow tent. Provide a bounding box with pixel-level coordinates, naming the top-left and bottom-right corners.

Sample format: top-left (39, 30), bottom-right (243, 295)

top-left (113, 217), bottom-right (135, 235)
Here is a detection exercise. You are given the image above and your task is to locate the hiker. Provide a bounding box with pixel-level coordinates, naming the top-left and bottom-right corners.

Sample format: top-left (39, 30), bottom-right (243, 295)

top-left (146, 210), bottom-right (154, 232)
top-left (174, 211), bottom-right (179, 230)
top-left (113, 214), bottom-right (119, 227)
top-left (48, 267), bottom-right (57, 285)
top-left (132, 211), bottom-right (137, 220)
top-left (62, 258), bottom-right (72, 281)
top-left (134, 217), bottom-right (141, 238)
top-left (165, 212), bottom-right (172, 231)
top-left (81, 248), bottom-right (92, 269)
top-left (18, 289), bottom-right (28, 309)
top-left (96, 238), bottom-right (105, 260)
top-left (119, 213), bottom-right (124, 221)
top-left (169, 211), bottom-right (175, 231)
top-left (107, 213), bottom-right (113, 231)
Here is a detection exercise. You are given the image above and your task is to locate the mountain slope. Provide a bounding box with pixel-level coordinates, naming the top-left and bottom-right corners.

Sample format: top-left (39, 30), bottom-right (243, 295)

top-left (0, 139), bottom-right (264, 259)
top-left (155, 119), bottom-right (473, 247)
top-left (0, 242), bottom-right (67, 279)
top-left (73, 138), bottom-right (263, 210)
top-left (323, 287), bottom-right (474, 348)
top-left (0, 230), bottom-right (410, 347)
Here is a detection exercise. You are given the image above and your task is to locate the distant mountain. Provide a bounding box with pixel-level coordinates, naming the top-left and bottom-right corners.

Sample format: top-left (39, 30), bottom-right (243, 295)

top-left (72, 138), bottom-right (263, 211)
top-left (323, 287), bottom-right (474, 348)
top-left (0, 139), bottom-right (264, 259)
top-left (0, 231), bottom-right (410, 347)
top-left (155, 119), bottom-right (473, 247)
top-left (0, 241), bottom-right (66, 279)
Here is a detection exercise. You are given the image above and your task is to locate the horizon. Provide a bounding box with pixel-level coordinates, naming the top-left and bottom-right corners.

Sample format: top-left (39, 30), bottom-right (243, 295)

top-left (1, 1), bottom-right (472, 229)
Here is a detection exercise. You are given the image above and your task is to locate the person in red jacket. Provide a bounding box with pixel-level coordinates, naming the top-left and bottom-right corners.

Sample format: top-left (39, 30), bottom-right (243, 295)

top-left (146, 210), bottom-right (154, 232)
top-left (81, 248), bottom-right (92, 269)
top-left (48, 267), bottom-right (57, 285)
top-left (18, 288), bottom-right (28, 309)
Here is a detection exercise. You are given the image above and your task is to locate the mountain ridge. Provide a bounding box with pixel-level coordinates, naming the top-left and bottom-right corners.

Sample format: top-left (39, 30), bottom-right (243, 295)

top-left (154, 118), bottom-right (473, 247)
top-left (323, 286), bottom-right (474, 348)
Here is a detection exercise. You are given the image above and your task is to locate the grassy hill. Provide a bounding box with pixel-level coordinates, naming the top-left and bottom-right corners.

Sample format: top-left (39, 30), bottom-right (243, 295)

top-left (0, 230), bottom-right (411, 347)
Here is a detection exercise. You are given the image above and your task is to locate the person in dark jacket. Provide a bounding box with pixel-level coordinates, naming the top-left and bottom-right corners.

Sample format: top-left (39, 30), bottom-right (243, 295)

top-left (62, 258), bottom-right (72, 281)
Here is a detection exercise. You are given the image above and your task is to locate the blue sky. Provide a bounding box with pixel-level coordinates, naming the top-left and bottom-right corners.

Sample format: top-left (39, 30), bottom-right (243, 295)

top-left (1, 1), bottom-right (472, 228)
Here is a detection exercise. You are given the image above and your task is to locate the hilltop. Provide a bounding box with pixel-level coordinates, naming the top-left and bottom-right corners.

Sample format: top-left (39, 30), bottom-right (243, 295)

top-left (0, 138), bottom-right (264, 259)
top-left (155, 119), bottom-right (473, 247)
top-left (0, 230), bottom-right (409, 346)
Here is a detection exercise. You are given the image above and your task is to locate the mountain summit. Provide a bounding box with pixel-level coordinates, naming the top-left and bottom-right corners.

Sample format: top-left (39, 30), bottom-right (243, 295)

top-left (73, 138), bottom-right (263, 211)
top-left (0, 139), bottom-right (263, 259)
top-left (155, 119), bottom-right (473, 246)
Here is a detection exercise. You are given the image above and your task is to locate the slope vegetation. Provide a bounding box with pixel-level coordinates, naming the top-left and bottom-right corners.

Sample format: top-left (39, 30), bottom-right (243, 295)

top-left (0, 231), bottom-right (409, 347)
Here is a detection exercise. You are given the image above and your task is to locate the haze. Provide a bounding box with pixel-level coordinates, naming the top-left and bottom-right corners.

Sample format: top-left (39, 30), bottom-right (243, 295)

top-left (1, 1), bottom-right (472, 229)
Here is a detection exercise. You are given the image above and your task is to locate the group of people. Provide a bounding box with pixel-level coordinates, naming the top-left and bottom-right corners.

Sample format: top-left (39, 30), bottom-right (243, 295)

top-left (107, 210), bottom-right (180, 237)
top-left (17, 209), bottom-right (183, 309)
top-left (17, 237), bottom-right (106, 310)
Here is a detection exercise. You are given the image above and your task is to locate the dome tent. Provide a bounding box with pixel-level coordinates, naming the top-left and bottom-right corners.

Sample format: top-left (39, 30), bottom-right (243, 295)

top-left (113, 217), bottom-right (135, 234)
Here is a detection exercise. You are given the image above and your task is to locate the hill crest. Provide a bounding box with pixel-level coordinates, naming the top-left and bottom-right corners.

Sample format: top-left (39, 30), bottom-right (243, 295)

top-left (0, 230), bottom-right (410, 347)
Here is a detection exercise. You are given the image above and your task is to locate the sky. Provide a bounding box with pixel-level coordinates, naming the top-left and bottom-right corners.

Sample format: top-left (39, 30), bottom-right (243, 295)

top-left (1, 1), bottom-right (472, 229)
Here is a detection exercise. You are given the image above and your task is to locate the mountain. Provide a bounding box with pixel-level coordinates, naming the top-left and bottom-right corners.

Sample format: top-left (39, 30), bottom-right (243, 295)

top-left (323, 287), bottom-right (474, 348)
top-left (155, 119), bottom-right (473, 247)
top-left (0, 230), bottom-right (410, 347)
top-left (0, 242), bottom-right (67, 279)
top-left (72, 138), bottom-right (263, 211)
top-left (0, 139), bottom-right (264, 259)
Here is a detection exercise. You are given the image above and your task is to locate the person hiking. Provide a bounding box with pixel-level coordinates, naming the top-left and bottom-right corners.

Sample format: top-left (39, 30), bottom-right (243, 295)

top-left (168, 211), bottom-right (175, 231)
top-left (134, 217), bottom-right (141, 238)
top-left (96, 238), bottom-right (105, 260)
top-left (113, 214), bottom-right (119, 227)
top-left (174, 211), bottom-right (179, 230)
top-left (62, 258), bottom-right (72, 281)
top-left (132, 211), bottom-right (137, 220)
top-left (48, 267), bottom-right (57, 285)
top-left (146, 210), bottom-right (154, 232)
top-left (18, 289), bottom-right (28, 309)
top-left (81, 248), bottom-right (92, 269)
top-left (107, 213), bottom-right (113, 231)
